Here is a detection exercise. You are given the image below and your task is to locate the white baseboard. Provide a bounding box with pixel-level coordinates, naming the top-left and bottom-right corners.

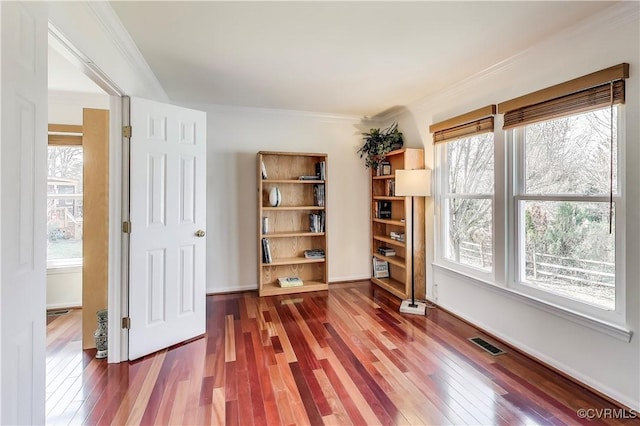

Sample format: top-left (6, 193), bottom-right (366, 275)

top-left (46, 302), bottom-right (81, 310)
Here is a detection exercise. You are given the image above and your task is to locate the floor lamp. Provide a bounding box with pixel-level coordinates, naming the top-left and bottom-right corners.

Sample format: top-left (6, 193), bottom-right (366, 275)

top-left (394, 169), bottom-right (431, 315)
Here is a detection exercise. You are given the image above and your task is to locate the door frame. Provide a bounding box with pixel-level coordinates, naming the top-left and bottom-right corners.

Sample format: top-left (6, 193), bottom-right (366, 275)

top-left (49, 24), bottom-right (128, 362)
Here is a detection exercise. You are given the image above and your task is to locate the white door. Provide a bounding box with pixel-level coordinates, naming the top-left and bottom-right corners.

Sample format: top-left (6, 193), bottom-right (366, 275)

top-left (0, 2), bottom-right (48, 424)
top-left (128, 97), bottom-right (207, 360)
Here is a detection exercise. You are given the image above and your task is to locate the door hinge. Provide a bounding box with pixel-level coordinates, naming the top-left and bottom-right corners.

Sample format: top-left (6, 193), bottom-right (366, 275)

top-left (122, 221), bottom-right (131, 234)
top-left (123, 125), bottom-right (132, 138)
top-left (122, 317), bottom-right (131, 329)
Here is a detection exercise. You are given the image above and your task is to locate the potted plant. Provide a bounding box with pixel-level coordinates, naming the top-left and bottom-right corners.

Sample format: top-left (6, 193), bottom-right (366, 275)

top-left (357, 122), bottom-right (404, 169)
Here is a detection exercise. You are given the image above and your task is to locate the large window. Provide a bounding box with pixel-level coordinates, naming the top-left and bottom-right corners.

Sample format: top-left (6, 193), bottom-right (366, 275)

top-left (47, 146), bottom-right (83, 267)
top-left (441, 133), bottom-right (494, 271)
top-left (515, 107), bottom-right (618, 311)
top-left (433, 64), bottom-right (628, 326)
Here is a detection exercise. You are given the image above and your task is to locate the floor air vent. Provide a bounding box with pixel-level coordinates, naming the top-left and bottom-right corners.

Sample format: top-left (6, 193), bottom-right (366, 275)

top-left (468, 337), bottom-right (506, 356)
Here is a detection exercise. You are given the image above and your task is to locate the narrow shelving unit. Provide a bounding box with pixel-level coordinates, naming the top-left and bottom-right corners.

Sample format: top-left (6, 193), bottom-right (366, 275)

top-left (257, 151), bottom-right (328, 296)
top-left (369, 148), bottom-right (425, 300)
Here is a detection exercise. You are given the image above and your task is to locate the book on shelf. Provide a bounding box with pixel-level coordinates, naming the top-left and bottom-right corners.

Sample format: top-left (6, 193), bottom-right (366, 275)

top-left (304, 248), bottom-right (325, 259)
top-left (315, 161), bottom-right (326, 180)
top-left (262, 238), bottom-right (272, 263)
top-left (309, 211), bottom-right (325, 232)
top-left (313, 184), bottom-right (325, 207)
top-left (261, 160), bottom-right (268, 179)
top-left (386, 179), bottom-right (395, 197)
top-left (278, 276), bottom-right (304, 288)
top-left (372, 257), bottom-right (389, 278)
top-left (262, 216), bottom-right (269, 234)
top-left (377, 201), bottom-right (392, 219)
top-left (377, 246), bottom-right (396, 257)
top-left (299, 175), bottom-right (319, 180)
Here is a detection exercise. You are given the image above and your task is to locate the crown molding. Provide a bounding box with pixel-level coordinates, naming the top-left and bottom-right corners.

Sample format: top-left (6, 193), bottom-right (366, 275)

top-left (85, 2), bottom-right (169, 102)
top-left (376, 1), bottom-right (639, 123)
top-left (183, 101), bottom-right (363, 123)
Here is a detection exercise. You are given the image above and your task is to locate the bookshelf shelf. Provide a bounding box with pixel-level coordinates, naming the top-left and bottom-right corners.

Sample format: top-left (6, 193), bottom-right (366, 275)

top-left (369, 148), bottom-right (425, 300)
top-left (258, 151), bottom-right (328, 296)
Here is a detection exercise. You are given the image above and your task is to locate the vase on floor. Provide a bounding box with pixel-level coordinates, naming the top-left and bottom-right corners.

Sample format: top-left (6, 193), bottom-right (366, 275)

top-left (94, 309), bottom-right (108, 359)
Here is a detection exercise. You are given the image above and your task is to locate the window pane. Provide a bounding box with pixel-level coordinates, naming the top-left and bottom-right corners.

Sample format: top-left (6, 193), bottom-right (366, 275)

top-left (522, 201), bottom-right (614, 310)
top-left (525, 107), bottom-right (617, 195)
top-left (47, 146), bottom-right (83, 264)
top-left (445, 198), bottom-right (492, 270)
top-left (447, 133), bottom-right (494, 195)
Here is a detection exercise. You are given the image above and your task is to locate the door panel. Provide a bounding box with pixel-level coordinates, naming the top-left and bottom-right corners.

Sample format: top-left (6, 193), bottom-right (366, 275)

top-left (128, 97), bottom-right (206, 360)
top-left (0, 2), bottom-right (47, 423)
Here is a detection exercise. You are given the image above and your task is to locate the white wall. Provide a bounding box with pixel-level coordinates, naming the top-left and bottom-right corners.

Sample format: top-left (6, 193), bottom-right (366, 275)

top-left (389, 3), bottom-right (640, 409)
top-left (186, 105), bottom-right (372, 293)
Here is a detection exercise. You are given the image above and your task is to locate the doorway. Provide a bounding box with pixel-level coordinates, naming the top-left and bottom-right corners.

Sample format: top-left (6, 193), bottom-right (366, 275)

top-left (46, 35), bottom-right (112, 420)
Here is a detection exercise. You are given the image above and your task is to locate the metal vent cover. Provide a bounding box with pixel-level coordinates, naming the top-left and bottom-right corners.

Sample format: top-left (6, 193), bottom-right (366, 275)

top-left (468, 336), bottom-right (506, 356)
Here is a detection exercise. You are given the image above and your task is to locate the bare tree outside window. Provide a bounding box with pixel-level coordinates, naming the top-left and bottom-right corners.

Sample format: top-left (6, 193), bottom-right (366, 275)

top-left (47, 146), bottom-right (83, 264)
top-left (443, 133), bottom-right (494, 270)
top-left (520, 107), bottom-right (617, 310)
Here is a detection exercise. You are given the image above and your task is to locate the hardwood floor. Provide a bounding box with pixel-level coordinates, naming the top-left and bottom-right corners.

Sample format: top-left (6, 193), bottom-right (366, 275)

top-left (46, 281), bottom-right (638, 425)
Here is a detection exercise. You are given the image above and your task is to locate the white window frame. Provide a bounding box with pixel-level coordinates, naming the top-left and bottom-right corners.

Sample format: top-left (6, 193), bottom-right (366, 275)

top-left (435, 133), bottom-right (496, 283)
top-left (508, 107), bottom-right (626, 325)
top-left (434, 107), bottom-right (628, 332)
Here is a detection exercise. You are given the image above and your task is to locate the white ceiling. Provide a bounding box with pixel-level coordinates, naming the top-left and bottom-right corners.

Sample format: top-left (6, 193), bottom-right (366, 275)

top-left (105, 1), bottom-right (613, 117)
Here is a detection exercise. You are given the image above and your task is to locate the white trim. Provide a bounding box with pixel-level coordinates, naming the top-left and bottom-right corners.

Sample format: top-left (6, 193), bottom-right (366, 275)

top-left (46, 302), bottom-right (81, 310)
top-left (108, 95), bottom-right (124, 363)
top-left (329, 274), bottom-right (371, 283)
top-left (433, 263), bottom-right (632, 342)
top-left (85, 2), bottom-right (168, 102)
top-left (182, 101), bottom-right (362, 124)
top-left (46, 264), bottom-right (81, 275)
top-left (208, 284), bottom-right (257, 294)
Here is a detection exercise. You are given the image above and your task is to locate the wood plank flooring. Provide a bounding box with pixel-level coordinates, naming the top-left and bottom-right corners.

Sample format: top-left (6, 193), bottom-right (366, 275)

top-left (46, 281), bottom-right (638, 425)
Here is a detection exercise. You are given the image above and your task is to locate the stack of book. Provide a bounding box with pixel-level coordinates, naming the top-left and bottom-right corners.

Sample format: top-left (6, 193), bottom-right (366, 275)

top-left (261, 238), bottom-right (272, 263)
top-left (390, 231), bottom-right (405, 242)
top-left (278, 276), bottom-right (303, 288)
top-left (377, 246), bottom-right (396, 257)
top-left (309, 211), bottom-right (325, 232)
top-left (304, 249), bottom-right (325, 259)
top-left (386, 179), bottom-right (395, 197)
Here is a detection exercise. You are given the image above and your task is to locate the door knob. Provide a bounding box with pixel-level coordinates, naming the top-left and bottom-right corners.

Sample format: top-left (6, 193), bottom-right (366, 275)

top-left (195, 230), bottom-right (206, 237)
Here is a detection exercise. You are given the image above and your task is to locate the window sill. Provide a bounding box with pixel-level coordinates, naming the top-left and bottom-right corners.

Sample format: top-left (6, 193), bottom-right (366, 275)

top-left (432, 263), bottom-right (633, 343)
top-left (47, 261), bottom-right (82, 274)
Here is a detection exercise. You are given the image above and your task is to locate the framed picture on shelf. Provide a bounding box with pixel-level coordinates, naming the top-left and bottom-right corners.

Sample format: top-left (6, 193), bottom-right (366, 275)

top-left (381, 161), bottom-right (391, 176)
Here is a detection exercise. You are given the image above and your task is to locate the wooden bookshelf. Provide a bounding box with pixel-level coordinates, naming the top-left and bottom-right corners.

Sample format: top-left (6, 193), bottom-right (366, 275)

top-left (370, 148), bottom-right (425, 300)
top-left (257, 151), bottom-right (328, 296)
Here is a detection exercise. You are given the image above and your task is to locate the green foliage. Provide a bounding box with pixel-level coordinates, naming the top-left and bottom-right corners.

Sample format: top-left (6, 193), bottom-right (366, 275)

top-left (357, 122), bottom-right (403, 169)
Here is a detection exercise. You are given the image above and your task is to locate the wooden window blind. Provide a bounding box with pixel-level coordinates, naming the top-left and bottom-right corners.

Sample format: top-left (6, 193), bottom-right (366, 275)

top-left (48, 124), bottom-right (83, 146)
top-left (498, 63), bottom-right (629, 129)
top-left (429, 105), bottom-right (496, 144)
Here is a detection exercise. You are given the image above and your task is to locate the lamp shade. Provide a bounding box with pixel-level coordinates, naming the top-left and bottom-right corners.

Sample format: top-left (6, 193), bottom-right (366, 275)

top-left (395, 169), bottom-right (431, 197)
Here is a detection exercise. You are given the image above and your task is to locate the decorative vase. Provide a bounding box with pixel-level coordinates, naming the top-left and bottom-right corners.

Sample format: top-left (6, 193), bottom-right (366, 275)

top-left (94, 309), bottom-right (108, 359)
top-left (269, 186), bottom-right (282, 207)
